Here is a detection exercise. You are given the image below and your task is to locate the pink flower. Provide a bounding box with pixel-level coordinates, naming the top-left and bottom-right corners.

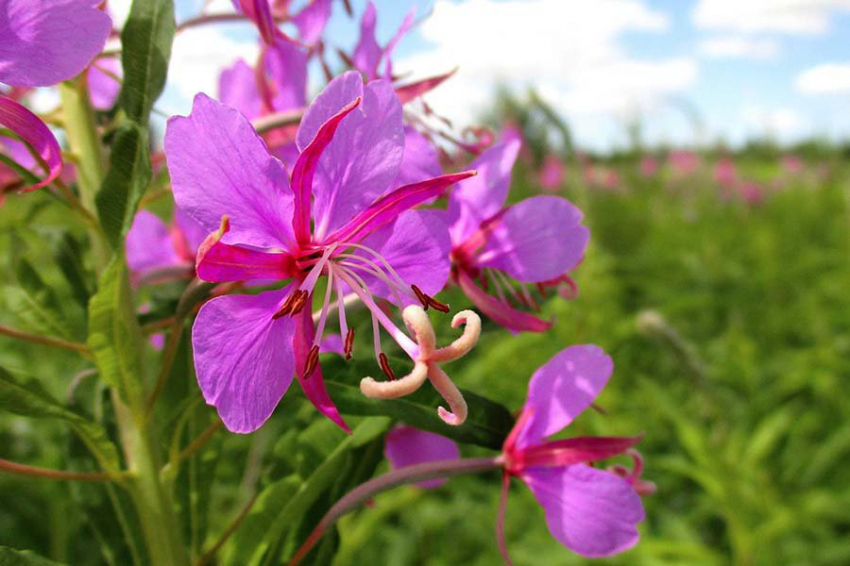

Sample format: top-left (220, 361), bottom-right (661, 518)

top-left (165, 72), bottom-right (472, 433)
top-left (668, 150), bottom-right (699, 175)
top-left (498, 346), bottom-right (645, 559)
top-left (782, 155), bottom-right (804, 174)
top-left (714, 157), bottom-right (737, 188)
top-left (126, 210), bottom-right (207, 285)
top-left (538, 154), bottom-right (565, 191)
top-left (385, 426), bottom-right (459, 489)
top-left (449, 140), bottom-right (589, 332)
top-left (639, 156), bottom-right (658, 177)
top-left (0, 96), bottom-right (63, 193)
top-left (352, 1), bottom-right (414, 81)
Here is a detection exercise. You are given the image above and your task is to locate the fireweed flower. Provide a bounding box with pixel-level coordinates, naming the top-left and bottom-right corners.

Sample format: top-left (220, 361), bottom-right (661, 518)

top-left (0, 97), bottom-right (63, 193)
top-left (498, 345), bottom-right (645, 560)
top-left (126, 210), bottom-right (207, 285)
top-left (165, 71), bottom-right (474, 433)
top-left (385, 425), bottom-right (460, 488)
top-left (538, 154), bottom-right (565, 192)
top-left (448, 139), bottom-right (589, 332)
top-left (352, 0), bottom-right (414, 81)
top-left (231, 0), bottom-right (332, 45)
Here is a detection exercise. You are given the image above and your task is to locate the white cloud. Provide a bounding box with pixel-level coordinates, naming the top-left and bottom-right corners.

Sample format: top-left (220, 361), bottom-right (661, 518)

top-left (397, 0), bottom-right (695, 145)
top-left (742, 105), bottom-right (808, 141)
top-left (796, 63), bottom-right (850, 94)
top-left (698, 36), bottom-right (780, 59)
top-left (693, 0), bottom-right (850, 34)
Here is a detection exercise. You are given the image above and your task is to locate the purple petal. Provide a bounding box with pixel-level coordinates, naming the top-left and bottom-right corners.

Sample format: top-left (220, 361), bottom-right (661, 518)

top-left (354, 209), bottom-right (451, 304)
top-left (126, 211), bottom-right (181, 274)
top-left (296, 73), bottom-right (405, 240)
top-left (325, 171), bottom-right (474, 246)
top-left (196, 230), bottom-right (296, 283)
top-left (517, 345), bottom-right (613, 449)
top-left (476, 196), bottom-right (589, 282)
top-left (352, 1), bottom-right (381, 78)
top-left (395, 69), bottom-right (456, 104)
top-left (87, 57), bottom-right (121, 111)
top-left (233, 0), bottom-right (277, 44)
top-left (293, 0), bottom-right (332, 44)
top-left (393, 127), bottom-right (442, 189)
top-left (193, 288), bottom-right (297, 433)
top-left (219, 59), bottom-right (263, 120)
top-left (0, 0), bottom-right (111, 87)
top-left (385, 426), bottom-right (460, 488)
top-left (174, 208), bottom-right (208, 255)
top-left (522, 465), bottom-right (644, 557)
top-left (263, 36), bottom-right (308, 112)
top-left (165, 93), bottom-right (295, 249)
top-left (448, 140), bottom-right (521, 244)
top-left (0, 95), bottom-right (62, 191)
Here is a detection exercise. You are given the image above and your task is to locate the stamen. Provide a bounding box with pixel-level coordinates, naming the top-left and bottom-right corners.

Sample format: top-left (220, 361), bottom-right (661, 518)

top-left (378, 352), bottom-right (396, 381)
top-left (340, 259), bottom-right (406, 307)
top-left (303, 344), bottom-right (320, 379)
top-left (344, 328), bottom-right (355, 360)
top-left (312, 267), bottom-right (335, 348)
top-left (272, 289), bottom-right (301, 319)
top-left (426, 295), bottom-right (450, 313)
top-left (411, 284), bottom-right (430, 310)
top-left (335, 275), bottom-right (349, 342)
top-left (288, 290), bottom-right (309, 317)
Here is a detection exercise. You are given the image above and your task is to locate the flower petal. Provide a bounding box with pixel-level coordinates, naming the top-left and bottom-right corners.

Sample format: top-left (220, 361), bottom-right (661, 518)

top-left (165, 93), bottom-right (295, 249)
top-left (353, 209), bottom-right (451, 304)
top-left (232, 0), bottom-right (277, 44)
top-left (174, 209), bottom-right (208, 256)
top-left (293, 307), bottom-right (350, 432)
top-left (517, 345), bottom-right (613, 449)
top-left (380, 8), bottom-right (415, 80)
top-left (448, 140), bottom-right (521, 244)
top-left (193, 288), bottom-right (297, 433)
top-left (293, 0), bottom-right (332, 44)
top-left (476, 195), bottom-right (589, 282)
top-left (263, 36), bottom-right (308, 112)
top-left (0, 0), bottom-right (111, 87)
top-left (126, 211), bottom-right (181, 274)
top-left (455, 270), bottom-right (552, 333)
top-left (87, 57), bottom-right (121, 111)
top-left (352, 1), bottom-right (381, 78)
top-left (394, 69), bottom-right (456, 104)
top-left (0, 95), bottom-right (62, 191)
top-left (196, 225), bottom-right (296, 283)
top-left (296, 73), bottom-right (405, 239)
top-left (393, 127), bottom-right (442, 189)
top-left (522, 464), bottom-right (644, 557)
top-left (219, 59), bottom-right (263, 120)
top-left (385, 426), bottom-right (459, 488)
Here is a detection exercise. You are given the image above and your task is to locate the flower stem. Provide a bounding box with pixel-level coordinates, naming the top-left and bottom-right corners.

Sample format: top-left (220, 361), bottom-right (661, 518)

top-left (0, 458), bottom-right (123, 482)
top-left (0, 324), bottom-right (91, 354)
top-left (288, 457), bottom-right (502, 565)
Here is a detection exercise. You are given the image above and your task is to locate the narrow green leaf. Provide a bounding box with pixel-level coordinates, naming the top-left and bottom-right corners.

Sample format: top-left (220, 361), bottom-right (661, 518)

top-left (86, 251), bottom-right (144, 403)
top-left (2, 258), bottom-right (76, 340)
top-left (0, 366), bottom-right (120, 474)
top-left (321, 356), bottom-right (514, 450)
top-left (0, 546), bottom-right (64, 566)
top-left (54, 233), bottom-right (92, 309)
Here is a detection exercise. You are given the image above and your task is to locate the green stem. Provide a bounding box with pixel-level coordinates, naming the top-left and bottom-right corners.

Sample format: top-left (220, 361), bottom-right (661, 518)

top-left (57, 78), bottom-right (110, 272)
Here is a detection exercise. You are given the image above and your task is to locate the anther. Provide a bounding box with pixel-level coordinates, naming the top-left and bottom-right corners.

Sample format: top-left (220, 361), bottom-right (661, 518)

top-left (303, 344), bottom-right (320, 379)
top-left (411, 284), bottom-right (430, 310)
top-left (344, 328), bottom-right (355, 360)
top-left (288, 290), bottom-right (309, 316)
top-left (378, 352), bottom-right (396, 381)
top-left (272, 291), bottom-right (299, 319)
top-left (425, 295), bottom-right (450, 313)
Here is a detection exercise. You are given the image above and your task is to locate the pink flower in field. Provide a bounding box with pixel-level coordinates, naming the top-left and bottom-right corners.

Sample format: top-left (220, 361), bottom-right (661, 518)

top-left (385, 426), bottom-right (460, 489)
top-left (165, 72), bottom-right (472, 433)
top-left (639, 156), bottom-right (658, 177)
top-left (498, 346), bottom-right (645, 560)
top-left (714, 157), bottom-right (737, 188)
top-left (668, 150), bottom-right (699, 175)
top-left (782, 155), bottom-right (804, 174)
top-left (737, 181), bottom-right (764, 205)
top-left (538, 154), bottom-right (565, 191)
top-left (448, 140), bottom-right (589, 333)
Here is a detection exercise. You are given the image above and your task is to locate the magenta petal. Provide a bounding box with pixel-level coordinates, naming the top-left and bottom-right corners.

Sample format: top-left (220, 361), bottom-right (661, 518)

top-left (326, 171), bottom-right (475, 246)
top-left (393, 127), bottom-right (442, 189)
top-left (126, 211), bottom-right (181, 274)
top-left (0, 95), bottom-right (62, 191)
top-left (293, 0), bottom-right (332, 44)
top-left (517, 345), bottom-right (613, 449)
top-left (355, 210), bottom-right (451, 303)
top-left (385, 426), bottom-right (460, 488)
top-left (352, 1), bottom-right (381, 78)
top-left (380, 8), bottom-right (415, 80)
top-left (165, 93), bottom-right (295, 249)
top-left (233, 0), bottom-right (277, 44)
top-left (219, 59), bottom-right (263, 120)
top-left (87, 57), bottom-right (121, 111)
top-left (477, 196), bottom-right (589, 282)
top-left (448, 140), bottom-right (521, 244)
top-left (296, 73), bottom-right (405, 239)
top-left (522, 465), bottom-right (644, 557)
top-left (319, 333), bottom-right (344, 356)
top-left (196, 233), bottom-right (295, 283)
top-left (174, 209), bottom-right (208, 256)
top-left (263, 36), bottom-right (308, 112)
top-left (395, 69), bottom-right (456, 105)
top-left (0, 0), bottom-right (111, 87)
top-left (456, 270), bottom-right (552, 333)
top-left (193, 288), bottom-right (297, 433)
top-left (514, 436), bottom-right (643, 470)
top-left (294, 307), bottom-right (350, 433)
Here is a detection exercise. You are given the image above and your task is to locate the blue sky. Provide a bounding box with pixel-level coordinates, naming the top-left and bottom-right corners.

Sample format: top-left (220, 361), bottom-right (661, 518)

top-left (160, 0), bottom-right (850, 151)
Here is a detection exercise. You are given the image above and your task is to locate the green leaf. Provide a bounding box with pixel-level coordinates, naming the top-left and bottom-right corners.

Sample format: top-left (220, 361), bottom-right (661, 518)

top-left (54, 233), bottom-right (92, 310)
top-left (0, 366), bottom-right (120, 474)
top-left (87, 251), bottom-right (144, 403)
top-left (322, 356), bottom-right (514, 450)
top-left (0, 546), bottom-right (64, 566)
top-left (96, 0), bottom-right (174, 247)
top-left (225, 418), bottom-right (390, 566)
top-left (2, 258), bottom-right (76, 340)
top-left (118, 0), bottom-right (175, 123)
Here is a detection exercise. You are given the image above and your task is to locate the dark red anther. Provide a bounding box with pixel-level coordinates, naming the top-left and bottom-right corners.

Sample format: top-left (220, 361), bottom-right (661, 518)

top-left (378, 352), bottom-right (396, 381)
top-left (343, 328), bottom-right (355, 360)
top-left (303, 345), bottom-right (320, 379)
top-left (288, 290), bottom-right (309, 317)
top-left (426, 295), bottom-right (450, 314)
top-left (411, 284), bottom-right (430, 310)
top-left (272, 291), bottom-right (298, 319)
